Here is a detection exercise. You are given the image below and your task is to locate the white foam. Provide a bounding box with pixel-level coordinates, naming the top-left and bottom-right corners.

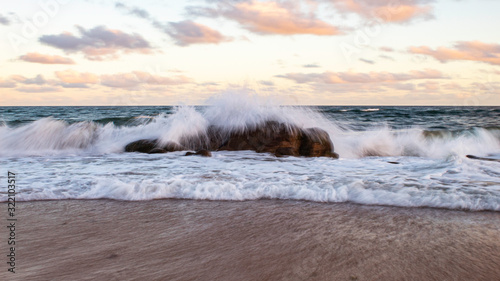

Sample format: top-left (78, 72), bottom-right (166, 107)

top-left (2, 152), bottom-right (498, 211)
top-left (0, 94), bottom-right (499, 211)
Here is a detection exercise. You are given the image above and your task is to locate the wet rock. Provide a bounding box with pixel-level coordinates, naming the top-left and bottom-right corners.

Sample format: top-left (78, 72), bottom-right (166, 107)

top-left (125, 121), bottom-right (339, 158)
top-left (185, 150), bottom-right (212, 157)
top-left (299, 127), bottom-right (337, 158)
top-left (125, 139), bottom-right (158, 153)
top-left (125, 139), bottom-right (184, 153)
top-left (161, 141), bottom-right (185, 152)
top-left (274, 147), bottom-right (296, 157)
top-left (149, 148), bottom-right (167, 154)
top-left (218, 121), bottom-right (302, 156)
top-left (466, 155), bottom-right (500, 162)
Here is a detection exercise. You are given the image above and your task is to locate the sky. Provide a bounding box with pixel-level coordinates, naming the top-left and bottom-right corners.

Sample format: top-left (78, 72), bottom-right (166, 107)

top-left (0, 0), bottom-right (499, 106)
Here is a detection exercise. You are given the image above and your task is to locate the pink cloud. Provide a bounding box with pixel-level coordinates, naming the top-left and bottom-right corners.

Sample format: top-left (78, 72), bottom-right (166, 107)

top-left (16, 86), bottom-right (61, 93)
top-left (331, 0), bottom-right (434, 23)
top-left (167, 21), bottom-right (232, 46)
top-left (409, 41), bottom-right (500, 65)
top-left (40, 26), bottom-right (153, 61)
top-left (100, 71), bottom-right (191, 88)
top-left (418, 81), bottom-right (440, 91)
top-left (52, 70), bottom-right (192, 89)
top-left (0, 77), bottom-right (16, 88)
top-left (10, 74), bottom-right (48, 85)
top-left (19, 53), bottom-right (75, 64)
top-left (192, 0), bottom-right (341, 36)
top-left (55, 70), bottom-right (99, 84)
top-left (279, 69), bottom-right (445, 84)
top-left (379, 46), bottom-right (394, 52)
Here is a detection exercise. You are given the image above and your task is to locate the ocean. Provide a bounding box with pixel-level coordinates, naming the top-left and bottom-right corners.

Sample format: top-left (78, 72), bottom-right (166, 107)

top-left (1, 96), bottom-right (499, 211)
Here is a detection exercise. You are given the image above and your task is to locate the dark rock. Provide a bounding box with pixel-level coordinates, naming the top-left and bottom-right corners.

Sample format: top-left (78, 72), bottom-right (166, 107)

top-left (149, 148), bottom-right (167, 154)
top-left (466, 155), bottom-right (500, 162)
top-left (219, 121), bottom-right (302, 156)
top-left (299, 127), bottom-right (336, 158)
top-left (125, 139), bottom-right (158, 153)
top-left (161, 141), bottom-right (185, 152)
top-left (274, 147), bottom-right (296, 157)
top-left (125, 139), bottom-right (184, 153)
top-left (196, 150), bottom-right (212, 157)
top-left (124, 120), bottom-right (339, 158)
top-left (185, 150), bottom-right (212, 157)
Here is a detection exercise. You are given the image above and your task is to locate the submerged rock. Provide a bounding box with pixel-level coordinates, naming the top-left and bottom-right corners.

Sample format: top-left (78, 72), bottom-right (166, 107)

top-left (125, 120), bottom-right (339, 158)
top-left (125, 139), bottom-right (184, 154)
top-left (125, 139), bottom-right (158, 153)
top-left (185, 150), bottom-right (212, 157)
top-left (149, 148), bottom-right (167, 154)
top-left (466, 155), bottom-right (500, 162)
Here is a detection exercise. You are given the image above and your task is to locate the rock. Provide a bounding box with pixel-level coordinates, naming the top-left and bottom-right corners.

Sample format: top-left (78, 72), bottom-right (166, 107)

top-left (218, 121), bottom-right (302, 156)
top-left (185, 150), bottom-right (212, 157)
top-left (124, 120), bottom-right (339, 158)
top-left (125, 139), bottom-right (184, 153)
top-left (149, 148), bottom-right (167, 154)
top-left (125, 139), bottom-right (158, 153)
top-left (274, 147), bottom-right (296, 157)
top-left (299, 127), bottom-right (338, 158)
top-left (161, 141), bottom-right (185, 152)
top-left (197, 150), bottom-right (212, 157)
top-left (466, 155), bottom-right (500, 162)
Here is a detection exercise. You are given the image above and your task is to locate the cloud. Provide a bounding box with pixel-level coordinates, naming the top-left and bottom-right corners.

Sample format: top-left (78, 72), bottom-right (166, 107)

top-left (380, 46), bottom-right (394, 52)
top-left (0, 78), bottom-right (16, 88)
top-left (359, 58), bottom-right (375, 64)
top-left (16, 86), bottom-right (61, 93)
top-left (19, 53), bottom-right (75, 64)
top-left (166, 20), bottom-right (232, 46)
top-left (115, 2), bottom-right (151, 19)
top-left (39, 26), bottom-right (153, 60)
top-left (409, 41), bottom-right (500, 66)
top-left (11, 74), bottom-right (48, 85)
top-left (278, 69), bottom-right (445, 84)
top-left (52, 70), bottom-right (192, 89)
top-left (115, 3), bottom-right (231, 47)
top-left (191, 0), bottom-right (341, 35)
top-left (100, 71), bottom-right (191, 88)
top-left (0, 14), bottom-right (10, 25)
top-left (303, 63), bottom-right (320, 68)
top-left (418, 81), bottom-right (440, 91)
top-left (388, 83), bottom-right (416, 91)
top-left (259, 80), bottom-right (274, 86)
top-left (330, 0), bottom-right (434, 23)
top-left (379, 54), bottom-right (395, 61)
top-left (55, 70), bottom-right (99, 84)
top-left (116, 3), bottom-right (232, 46)
top-left (60, 83), bottom-right (89, 88)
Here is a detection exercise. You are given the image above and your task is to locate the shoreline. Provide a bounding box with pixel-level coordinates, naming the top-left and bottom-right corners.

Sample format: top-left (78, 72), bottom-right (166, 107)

top-left (2, 199), bottom-right (500, 280)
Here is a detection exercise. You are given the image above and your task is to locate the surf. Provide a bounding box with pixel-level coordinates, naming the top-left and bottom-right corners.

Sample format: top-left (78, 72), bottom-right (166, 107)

top-left (0, 94), bottom-right (499, 159)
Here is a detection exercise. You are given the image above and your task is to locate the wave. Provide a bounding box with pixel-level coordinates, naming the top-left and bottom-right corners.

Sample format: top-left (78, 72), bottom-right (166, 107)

top-left (4, 151), bottom-right (500, 211)
top-left (1, 94), bottom-right (499, 210)
top-left (0, 94), bottom-right (499, 159)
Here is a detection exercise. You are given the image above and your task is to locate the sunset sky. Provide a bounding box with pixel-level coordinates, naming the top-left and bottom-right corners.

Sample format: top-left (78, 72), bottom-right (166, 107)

top-left (1, 0), bottom-right (499, 106)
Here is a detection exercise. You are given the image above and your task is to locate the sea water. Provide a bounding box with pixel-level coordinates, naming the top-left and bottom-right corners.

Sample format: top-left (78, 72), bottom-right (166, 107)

top-left (1, 95), bottom-right (499, 211)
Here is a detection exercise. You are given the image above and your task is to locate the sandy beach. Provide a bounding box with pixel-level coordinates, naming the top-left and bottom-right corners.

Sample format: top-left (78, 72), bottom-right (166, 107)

top-left (1, 199), bottom-right (499, 281)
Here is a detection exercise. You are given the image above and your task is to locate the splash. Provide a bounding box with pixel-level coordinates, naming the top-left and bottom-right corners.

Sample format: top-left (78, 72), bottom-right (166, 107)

top-left (0, 93), bottom-right (499, 159)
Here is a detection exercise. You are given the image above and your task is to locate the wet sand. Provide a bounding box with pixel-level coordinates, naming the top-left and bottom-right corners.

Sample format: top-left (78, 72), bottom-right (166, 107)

top-left (2, 199), bottom-right (500, 281)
